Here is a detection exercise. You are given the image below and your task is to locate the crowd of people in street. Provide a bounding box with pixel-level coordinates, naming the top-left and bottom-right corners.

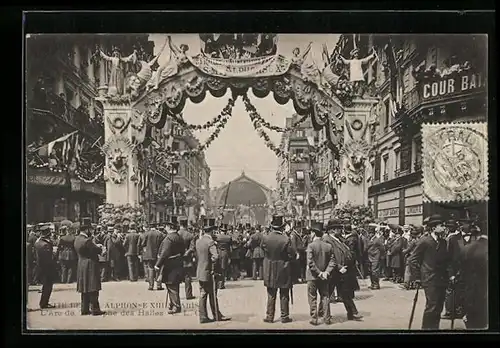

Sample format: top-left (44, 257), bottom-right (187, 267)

top-left (26, 211), bottom-right (488, 329)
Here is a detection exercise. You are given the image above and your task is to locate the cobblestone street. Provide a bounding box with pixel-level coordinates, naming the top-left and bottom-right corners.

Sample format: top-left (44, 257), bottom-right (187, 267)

top-left (26, 279), bottom-right (466, 330)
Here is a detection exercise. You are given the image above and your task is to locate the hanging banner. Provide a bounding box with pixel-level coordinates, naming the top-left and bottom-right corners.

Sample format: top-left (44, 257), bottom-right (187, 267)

top-left (188, 54), bottom-right (291, 78)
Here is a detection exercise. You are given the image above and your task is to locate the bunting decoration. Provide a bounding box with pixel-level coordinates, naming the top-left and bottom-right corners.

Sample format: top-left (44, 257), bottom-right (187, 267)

top-left (27, 130), bottom-right (105, 182)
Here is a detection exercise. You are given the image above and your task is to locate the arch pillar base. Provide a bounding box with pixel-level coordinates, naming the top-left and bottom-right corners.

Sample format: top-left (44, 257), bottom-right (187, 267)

top-left (337, 98), bottom-right (379, 207)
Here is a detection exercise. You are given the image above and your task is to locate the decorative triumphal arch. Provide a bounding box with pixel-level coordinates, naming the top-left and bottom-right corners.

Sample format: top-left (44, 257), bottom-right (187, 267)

top-left (95, 34), bottom-right (378, 210)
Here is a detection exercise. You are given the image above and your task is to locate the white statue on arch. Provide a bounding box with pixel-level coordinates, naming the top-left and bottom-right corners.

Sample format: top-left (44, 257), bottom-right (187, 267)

top-left (339, 47), bottom-right (377, 95)
top-left (147, 36), bottom-right (190, 91)
top-left (99, 47), bottom-right (137, 96)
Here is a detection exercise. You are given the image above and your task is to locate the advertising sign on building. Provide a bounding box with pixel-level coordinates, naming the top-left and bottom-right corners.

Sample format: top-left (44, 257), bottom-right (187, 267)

top-left (421, 71), bottom-right (485, 101)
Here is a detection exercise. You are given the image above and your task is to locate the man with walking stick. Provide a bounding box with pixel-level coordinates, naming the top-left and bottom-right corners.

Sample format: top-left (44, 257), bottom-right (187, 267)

top-left (409, 215), bottom-right (452, 330)
top-left (195, 218), bottom-right (231, 324)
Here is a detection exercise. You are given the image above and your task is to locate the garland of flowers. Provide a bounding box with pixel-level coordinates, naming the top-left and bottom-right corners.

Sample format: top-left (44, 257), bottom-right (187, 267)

top-left (170, 98), bottom-right (235, 131)
top-left (166, 111), bottom-right (232, 159)
top-left (242, 93), bottom-right (309, 133)
top-left (242, 93), bottom-right (289, 160)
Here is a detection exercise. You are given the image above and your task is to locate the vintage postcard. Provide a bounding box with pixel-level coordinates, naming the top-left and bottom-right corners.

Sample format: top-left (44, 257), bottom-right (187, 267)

top-left (25, 32), bottom-right (488, 331)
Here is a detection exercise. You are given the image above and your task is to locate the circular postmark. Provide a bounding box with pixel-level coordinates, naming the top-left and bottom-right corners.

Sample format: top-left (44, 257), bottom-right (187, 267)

top-left (423, 124), bottom-right (488, 204)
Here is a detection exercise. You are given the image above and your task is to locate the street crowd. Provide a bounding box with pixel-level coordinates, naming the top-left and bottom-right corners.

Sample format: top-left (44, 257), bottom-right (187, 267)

top-left (26, 212), bottom-right (487, 329)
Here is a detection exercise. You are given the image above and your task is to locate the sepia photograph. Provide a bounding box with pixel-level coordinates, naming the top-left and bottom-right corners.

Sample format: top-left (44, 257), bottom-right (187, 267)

top-left (25, 32), bottom-right (488, 331)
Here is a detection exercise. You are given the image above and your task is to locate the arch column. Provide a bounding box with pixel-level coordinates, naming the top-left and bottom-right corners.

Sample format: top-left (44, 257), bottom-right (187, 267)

top-left (337, 98), bottom-right (379, 206)
top-left (97, 99), bottom-right (143, 206)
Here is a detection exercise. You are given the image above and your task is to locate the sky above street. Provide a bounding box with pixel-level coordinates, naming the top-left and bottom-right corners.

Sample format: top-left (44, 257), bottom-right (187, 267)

top-left (149, 34), bottom-right (339, 189)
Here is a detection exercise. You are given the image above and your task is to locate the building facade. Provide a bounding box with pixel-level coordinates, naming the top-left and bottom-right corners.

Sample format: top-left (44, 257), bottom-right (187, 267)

top-left (143, 122), bottom-right (211, 224)
top-left (346, 34), bottom-right (489, 225)
top-left (26, 34), bottom-right (154, 223)
top-left (276, 114), bottom-right (320, 221)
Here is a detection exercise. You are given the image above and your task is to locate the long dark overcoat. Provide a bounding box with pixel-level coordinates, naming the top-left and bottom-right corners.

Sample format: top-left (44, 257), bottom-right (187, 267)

top-left (74, 233), bottom-right (102, 293)
top-left (156, 232), bottom-right (185, 285)
top-left (389, 236), bottom-right (405, 269)
top-left (261, 230), bottom-right (294, 289)
top-left (322, 234), bottom-right (358, 297)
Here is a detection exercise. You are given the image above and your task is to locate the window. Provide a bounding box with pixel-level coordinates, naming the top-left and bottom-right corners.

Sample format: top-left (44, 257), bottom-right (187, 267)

top-left (172, 141), bottom-right (179, 151)
top-left (382, 155), bottom-right (389, 181)
top-left (374, 153), bottom-right (381, 182)
top-left (384, 98), bottom-right (391, 128)
top-left (296, 130), bottom-right (305, 137)
top-left (295, 148), bottom-right (304, 156)
top-left (394, 148), bottom-right (401, 174)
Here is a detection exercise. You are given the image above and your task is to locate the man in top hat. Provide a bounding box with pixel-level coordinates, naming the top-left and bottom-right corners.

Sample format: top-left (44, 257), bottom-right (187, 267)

top-left (123, 221), bottom-right (140, 282)
top-left (442, 217), bottom-right (473, 320)
top-left (57, 221), bottom-right (77, 284)
top-left (215, 223), bottom-right (232, 289)
top-left (323, 219), bottom-right (362, 321)
top-left (306, 221), bottom-right (336, 326)
top-left (74, 217), bottom-right (105, 315)
top-left (343, 223), bottom-right (364, 286)
top-left (141, 223), bottom-right (165, 291)
top-left (261, 214), bottom-right (295, 324)
top-left (366, 225), bottom-right (385, 290)
top-left (409, 214), bottom-right (452, 329)
top-left (155, 216), bottom-right (185, 314)
top-left (249, 222), bottom-right (265, 281)
top-left (460, 220), bottom-right (488, 329)
top-left (401, 226), bottom-right (422, 290)
top-left (195, 217), bottom-right (231, 323)
top-left (177, 217), bottom-right (196, 299)
top-left (33, 224), bottom-right (58, 309)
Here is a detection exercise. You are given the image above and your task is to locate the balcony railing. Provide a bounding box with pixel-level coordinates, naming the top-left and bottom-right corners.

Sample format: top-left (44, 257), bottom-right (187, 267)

top-left (394, 168), bottom-right (410, 178)
top-left (383, 173), bottom-right (389, 182)
top-left (31, 89), bottom-right (103, 141)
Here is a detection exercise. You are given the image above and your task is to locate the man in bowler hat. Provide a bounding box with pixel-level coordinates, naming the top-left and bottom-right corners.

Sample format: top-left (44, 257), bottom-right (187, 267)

top-left (409, 214), bottom-right (452, 329)
top-left (195, 218), bottom-right (231, 323)
top-left (323, 219), bottom-right (362, 321)
top-left (34, 225), bottom-right (57, 309)
top-left (155, 216), bottom-right (185, 314)
top-left (261, 214), bottom-right (295, 323)
top-left (306, 221), bottom-right (336, 325)
top-left (461, 222), bottom-right (488, 329)
top-left (74, 217), bottom-right (105, 315)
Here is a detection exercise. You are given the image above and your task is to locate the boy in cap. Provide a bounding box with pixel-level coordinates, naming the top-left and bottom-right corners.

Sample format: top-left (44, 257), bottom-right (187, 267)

top-left (33, 225), bottom-right (58, 309)
top-left (306, 221), bottom-right (336, 325)
top-left (57, 220), bottom-right (77, 284)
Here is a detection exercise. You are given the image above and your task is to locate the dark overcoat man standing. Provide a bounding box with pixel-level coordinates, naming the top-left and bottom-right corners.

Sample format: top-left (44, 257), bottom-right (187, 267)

top-left (261, 214), bottom-right (295, 324)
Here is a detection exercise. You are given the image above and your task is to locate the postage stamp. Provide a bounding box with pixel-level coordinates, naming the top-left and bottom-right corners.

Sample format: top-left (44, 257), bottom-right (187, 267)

top-left (422, 122), bottom-right (488, 203)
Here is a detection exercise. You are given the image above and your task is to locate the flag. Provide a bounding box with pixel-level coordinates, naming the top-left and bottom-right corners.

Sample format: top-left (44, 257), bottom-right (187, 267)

top-left (47, 131), bottom-right (78, 157)
top-left (384, 38), bottom-right (403, 108)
